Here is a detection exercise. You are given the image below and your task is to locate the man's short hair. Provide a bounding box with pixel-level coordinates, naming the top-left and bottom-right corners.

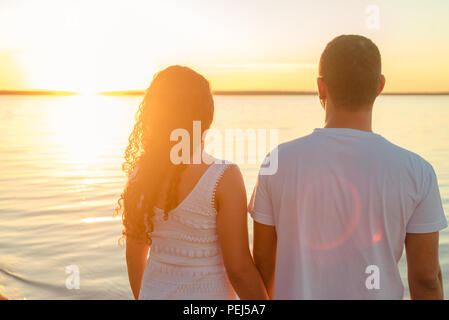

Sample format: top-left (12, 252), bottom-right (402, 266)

top-left (319, 34), bottom-right (382, 110)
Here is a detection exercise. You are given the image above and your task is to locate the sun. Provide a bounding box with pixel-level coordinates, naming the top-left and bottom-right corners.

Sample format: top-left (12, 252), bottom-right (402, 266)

top-left (19, 48), bottom-right (109, 94)
top-left (19, 46), bottom-right (157, 94)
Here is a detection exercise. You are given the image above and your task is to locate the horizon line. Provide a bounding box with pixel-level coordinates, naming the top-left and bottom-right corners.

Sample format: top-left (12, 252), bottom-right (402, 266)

top-left (1, 89), bottom-right (449, 96)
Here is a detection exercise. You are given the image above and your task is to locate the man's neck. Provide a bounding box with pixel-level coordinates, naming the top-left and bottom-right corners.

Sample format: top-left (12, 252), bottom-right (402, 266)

top-left (324, 107), bottom-right (373, 132)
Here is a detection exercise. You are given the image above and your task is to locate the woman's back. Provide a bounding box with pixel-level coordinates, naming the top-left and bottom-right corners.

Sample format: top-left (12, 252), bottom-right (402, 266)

top-left (139, 156), bottom-right (237, 300)
top-left (122, 66), bottom-right (268, 300)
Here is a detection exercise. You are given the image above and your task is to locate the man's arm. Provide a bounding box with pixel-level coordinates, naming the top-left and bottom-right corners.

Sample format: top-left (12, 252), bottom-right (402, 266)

top-left (405, 232), bottom-right (444, 300)
top-left (253, 221), bottom-right (277, 299)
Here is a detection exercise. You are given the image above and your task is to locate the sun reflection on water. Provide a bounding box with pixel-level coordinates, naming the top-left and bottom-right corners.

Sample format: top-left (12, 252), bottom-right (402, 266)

top-left (79, 217), bottom-right (121, 224)
top-left (48, 95), bottom-right (113, 165)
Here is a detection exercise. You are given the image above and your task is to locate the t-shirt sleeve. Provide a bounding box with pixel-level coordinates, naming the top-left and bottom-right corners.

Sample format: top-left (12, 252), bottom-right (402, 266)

top-left (406, 161), bottom-right (448, 233)
top-left (248, 166), bottom-right (275, 226)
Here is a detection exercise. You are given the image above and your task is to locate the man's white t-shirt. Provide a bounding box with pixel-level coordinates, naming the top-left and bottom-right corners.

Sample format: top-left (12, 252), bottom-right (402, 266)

top-left (249, 128), bottom-right (447, 299)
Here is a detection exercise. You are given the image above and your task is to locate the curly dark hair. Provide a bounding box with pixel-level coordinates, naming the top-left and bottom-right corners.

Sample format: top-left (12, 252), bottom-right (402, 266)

top-left (115, 65), bottom-right (214, 244)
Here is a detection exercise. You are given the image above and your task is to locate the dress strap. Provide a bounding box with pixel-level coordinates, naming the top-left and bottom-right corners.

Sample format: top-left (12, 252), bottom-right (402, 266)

top-left (211, 162), bottom-right (232, 212)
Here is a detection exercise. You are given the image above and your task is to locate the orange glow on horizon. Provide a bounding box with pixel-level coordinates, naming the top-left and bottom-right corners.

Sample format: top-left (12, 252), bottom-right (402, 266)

top-left (0, 1), bottom-right (449, 93)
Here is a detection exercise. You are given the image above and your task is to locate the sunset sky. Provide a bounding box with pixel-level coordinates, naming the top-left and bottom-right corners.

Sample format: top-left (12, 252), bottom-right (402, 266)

top-left (1, 0), bottom-right (448, 93)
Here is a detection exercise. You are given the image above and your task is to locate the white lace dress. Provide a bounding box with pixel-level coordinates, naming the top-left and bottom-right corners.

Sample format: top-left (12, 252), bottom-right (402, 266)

top-left (139, 160), bottom-right (237, 300)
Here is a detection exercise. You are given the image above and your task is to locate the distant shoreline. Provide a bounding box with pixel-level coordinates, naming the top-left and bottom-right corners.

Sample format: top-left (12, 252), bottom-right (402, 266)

top-left (98, 90), bottom-right (449, 96)
top-left (1, 90), bottom-right (449, 96)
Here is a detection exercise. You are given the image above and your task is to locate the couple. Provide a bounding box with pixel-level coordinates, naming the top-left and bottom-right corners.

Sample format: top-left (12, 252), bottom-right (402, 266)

top-left (118, 35), bottom-right (447, 300)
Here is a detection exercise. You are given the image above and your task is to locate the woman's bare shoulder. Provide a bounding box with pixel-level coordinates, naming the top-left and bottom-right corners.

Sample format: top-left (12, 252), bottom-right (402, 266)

top-left (215, 163), bottom-right (246, 204)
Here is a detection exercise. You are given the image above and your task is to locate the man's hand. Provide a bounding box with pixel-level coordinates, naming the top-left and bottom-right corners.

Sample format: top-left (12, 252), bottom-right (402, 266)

top-left (253, 221), bottom-right (277, 299)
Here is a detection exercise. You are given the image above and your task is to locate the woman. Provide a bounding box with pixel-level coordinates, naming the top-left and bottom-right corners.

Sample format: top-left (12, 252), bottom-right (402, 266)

top-left (117, 66), bottom-right (268, 300)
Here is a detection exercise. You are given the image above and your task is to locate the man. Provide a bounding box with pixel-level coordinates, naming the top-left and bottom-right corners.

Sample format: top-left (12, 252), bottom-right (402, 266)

top-left (249, 34), bottom-right (447, 299)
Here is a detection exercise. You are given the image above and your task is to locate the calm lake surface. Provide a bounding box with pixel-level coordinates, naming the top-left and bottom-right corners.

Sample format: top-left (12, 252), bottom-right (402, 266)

top-left (0, 94), bottom-right (448, 299)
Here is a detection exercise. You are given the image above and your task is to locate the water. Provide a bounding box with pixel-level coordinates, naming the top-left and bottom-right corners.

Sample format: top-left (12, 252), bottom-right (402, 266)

top-left (0, 94), bottom-right (448, 299)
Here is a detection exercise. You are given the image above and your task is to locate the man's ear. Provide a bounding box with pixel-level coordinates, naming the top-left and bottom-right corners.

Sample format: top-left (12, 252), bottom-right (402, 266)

top-left (317, 77), bottom-right (326, 99)
top-left (377, 75), bottom-right (386, 96)
top-left (317, 77), bottom-right (327, 109)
